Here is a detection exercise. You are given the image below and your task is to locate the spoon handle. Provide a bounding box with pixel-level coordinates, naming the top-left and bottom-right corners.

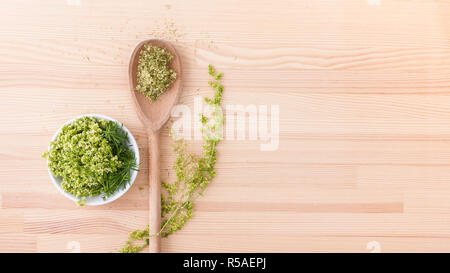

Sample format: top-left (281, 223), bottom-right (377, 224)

top-left (148, 130), bottom-right (161, 253)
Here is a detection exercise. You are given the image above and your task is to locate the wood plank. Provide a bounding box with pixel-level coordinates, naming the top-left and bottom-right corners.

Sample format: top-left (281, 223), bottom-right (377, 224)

top-left (0, 211), bottom-right (23, 233)
top-left (23, 209), bottom-right (147, 234)
top-left (0, 234), bottom-right (36, 253)
top-left (163, 235), bottom-right (450, 253)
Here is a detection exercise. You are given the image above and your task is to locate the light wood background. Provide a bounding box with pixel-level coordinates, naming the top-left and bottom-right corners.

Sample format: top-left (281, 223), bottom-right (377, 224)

top-left (1, 0), bottom-right (450, 253)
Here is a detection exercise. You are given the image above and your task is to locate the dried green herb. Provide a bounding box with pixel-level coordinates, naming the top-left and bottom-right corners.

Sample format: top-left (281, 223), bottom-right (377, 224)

top-left (119, 65), bottom-right (224, 253)
top-left (135, 44), bottom-right (177, 101)
top-left (43, 117), bottom-right (138, 205)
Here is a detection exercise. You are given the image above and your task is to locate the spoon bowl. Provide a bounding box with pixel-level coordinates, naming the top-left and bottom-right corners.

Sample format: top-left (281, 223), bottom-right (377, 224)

top-left (129, 39), bottom-right (183, 131)
top-left (128, 39), bottom-right (182, 252)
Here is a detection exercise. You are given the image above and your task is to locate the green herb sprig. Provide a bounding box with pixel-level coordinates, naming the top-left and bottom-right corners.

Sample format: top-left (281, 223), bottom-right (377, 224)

top-left (119, 65), bottom-right (224, 253)
top-left (102, 121), bottom-right (139, 198)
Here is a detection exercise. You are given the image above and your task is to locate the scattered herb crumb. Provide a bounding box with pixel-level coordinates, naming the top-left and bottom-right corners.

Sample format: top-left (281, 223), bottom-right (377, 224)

top-left (149, 18), bottom-right (183, 42)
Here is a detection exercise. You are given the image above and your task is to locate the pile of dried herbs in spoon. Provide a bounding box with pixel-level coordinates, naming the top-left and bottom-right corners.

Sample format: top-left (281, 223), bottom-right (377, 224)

top-left (119, 64), bottom-right (224, 253)
top-left (135, 44), bottom-right (177, 101)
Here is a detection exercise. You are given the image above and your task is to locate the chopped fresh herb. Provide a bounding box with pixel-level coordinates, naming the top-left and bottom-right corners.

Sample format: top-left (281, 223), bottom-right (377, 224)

top-left (43, 117), bottom-right (138, 204)
top-left (119, 64), bottom-right (224, 253)
top-left (135, 44), bottom-right (177, 101)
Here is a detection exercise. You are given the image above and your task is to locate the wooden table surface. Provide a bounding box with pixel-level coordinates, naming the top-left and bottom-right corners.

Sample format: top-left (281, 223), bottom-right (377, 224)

top-left (2, 0), bottom-right (450, 253)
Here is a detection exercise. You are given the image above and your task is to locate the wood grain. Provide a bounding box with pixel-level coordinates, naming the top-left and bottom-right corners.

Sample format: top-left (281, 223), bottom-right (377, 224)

top-left (1, 0), bottom-right (450, 252)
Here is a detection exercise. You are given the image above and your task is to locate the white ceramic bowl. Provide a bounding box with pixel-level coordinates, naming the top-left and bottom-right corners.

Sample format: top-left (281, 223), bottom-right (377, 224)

top-left (47, 114), bottom-right (140, 206)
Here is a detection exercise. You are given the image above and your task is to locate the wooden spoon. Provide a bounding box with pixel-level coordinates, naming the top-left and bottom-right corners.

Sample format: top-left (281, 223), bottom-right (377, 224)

top-left (128, 39), bottom-right (182, 253)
